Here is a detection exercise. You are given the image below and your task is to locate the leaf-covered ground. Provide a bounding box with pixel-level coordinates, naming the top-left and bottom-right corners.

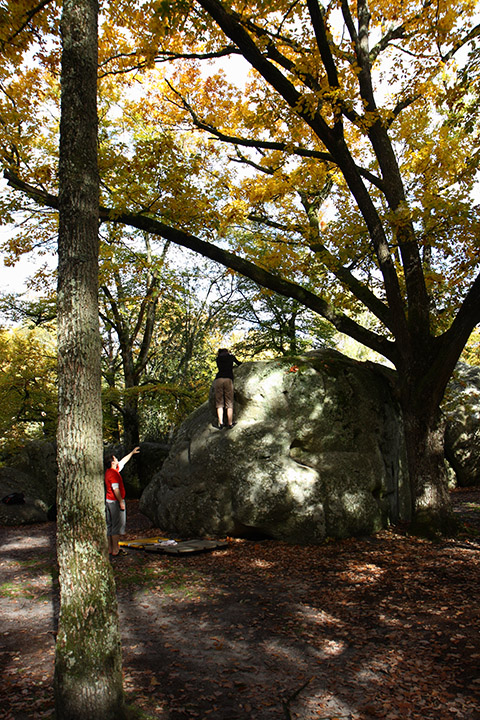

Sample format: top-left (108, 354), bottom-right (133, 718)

top-left (1, 488), bottom-right (479, 720)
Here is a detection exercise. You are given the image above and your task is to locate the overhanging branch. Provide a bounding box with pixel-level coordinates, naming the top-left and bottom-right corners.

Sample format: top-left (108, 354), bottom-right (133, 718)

top-left (4, 169), bottom-right (396, 360)
top-left (2, 0), bottom-right (55, 49)
top-left (168, 82), bottom-right (384, 190)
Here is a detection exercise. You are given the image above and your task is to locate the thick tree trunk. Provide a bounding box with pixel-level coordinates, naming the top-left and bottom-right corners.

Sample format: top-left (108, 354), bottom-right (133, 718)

top-left (398, 364), bottom-right (456, 536)
top-left (54, 1), bottom-right (125, 718)
top-left (402, 408), bottom-right (454, 534)
top-left (122, 361), bottom-right (141, 451)
top-left (122, 399), bottom-right (140, 449)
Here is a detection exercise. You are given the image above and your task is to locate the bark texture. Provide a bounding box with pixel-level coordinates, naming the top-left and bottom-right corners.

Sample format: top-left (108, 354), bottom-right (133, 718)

top-left (54, 1), bottom-right (125, 718)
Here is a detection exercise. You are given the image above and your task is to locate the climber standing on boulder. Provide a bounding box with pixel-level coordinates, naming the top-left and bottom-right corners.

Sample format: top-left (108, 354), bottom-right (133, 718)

top-left (213, 348), bottom-right (242, 430)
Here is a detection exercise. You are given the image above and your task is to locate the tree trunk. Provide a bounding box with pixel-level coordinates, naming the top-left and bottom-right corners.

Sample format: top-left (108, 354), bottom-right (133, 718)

top-left (122, 398), bottom-right (141, 450)
top-left (398, 365), bottom-right (456, 536)
top-left (122, 359), bottom-right (141, 452)
top-left (54, 1), bottom-right (125, 718)
top-left (119, 390), bottom-right (143, 490)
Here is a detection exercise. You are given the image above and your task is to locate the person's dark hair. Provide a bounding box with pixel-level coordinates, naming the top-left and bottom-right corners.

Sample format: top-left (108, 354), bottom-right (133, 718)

top-left (217, 348), bottom-right (229, 356)
top-left (104, 454), bottom-right (115, 470)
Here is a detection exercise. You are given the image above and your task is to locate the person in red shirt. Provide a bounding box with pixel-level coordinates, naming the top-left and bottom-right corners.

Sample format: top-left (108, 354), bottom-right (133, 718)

top-left (104, 446), bottom-right (140, 557)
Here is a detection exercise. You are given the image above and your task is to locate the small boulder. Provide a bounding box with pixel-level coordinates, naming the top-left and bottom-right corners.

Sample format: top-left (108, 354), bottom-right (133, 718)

top-left (5, 440), bottom-right (57, 505)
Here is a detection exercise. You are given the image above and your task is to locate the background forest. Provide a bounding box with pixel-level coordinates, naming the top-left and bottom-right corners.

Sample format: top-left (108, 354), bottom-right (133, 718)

top-left (0, 248), bottom-right (341, 452)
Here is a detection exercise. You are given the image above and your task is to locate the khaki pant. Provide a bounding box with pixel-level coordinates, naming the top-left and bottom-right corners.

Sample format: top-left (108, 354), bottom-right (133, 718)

top-left (214, 377), bottom-right (234, 409)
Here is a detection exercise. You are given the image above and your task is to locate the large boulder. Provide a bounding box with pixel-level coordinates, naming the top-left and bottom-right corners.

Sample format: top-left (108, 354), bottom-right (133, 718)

top-left (140, 351), bottom-right (412, 544)
top-left (443, 363), bottom-right (480, 487)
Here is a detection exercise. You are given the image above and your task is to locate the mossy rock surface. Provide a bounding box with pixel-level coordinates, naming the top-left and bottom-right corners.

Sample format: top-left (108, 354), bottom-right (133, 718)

top-left (141, 350), bottom-right (411, 544)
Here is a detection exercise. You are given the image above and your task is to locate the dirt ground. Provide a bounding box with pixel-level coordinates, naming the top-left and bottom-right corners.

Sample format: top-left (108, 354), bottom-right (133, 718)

top-left (1, 488), bottom-right (479, 720)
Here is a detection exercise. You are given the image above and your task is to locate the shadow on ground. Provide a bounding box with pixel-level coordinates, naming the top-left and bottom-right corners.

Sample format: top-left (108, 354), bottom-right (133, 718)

top-left (0, 488), bottom-right (479, 719)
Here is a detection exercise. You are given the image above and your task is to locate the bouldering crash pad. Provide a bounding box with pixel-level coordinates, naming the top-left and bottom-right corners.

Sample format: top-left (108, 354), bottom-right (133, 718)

top-left (119, 536), bottom-right (228, 555)
top-left (145, 538), bottom-right (228, 555)
top-left (119, 535), bottom-right (169, 549)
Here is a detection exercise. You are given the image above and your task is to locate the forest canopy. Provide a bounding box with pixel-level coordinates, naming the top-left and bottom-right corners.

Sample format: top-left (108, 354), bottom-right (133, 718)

top-left (1, 0), bottom-right (479, 348)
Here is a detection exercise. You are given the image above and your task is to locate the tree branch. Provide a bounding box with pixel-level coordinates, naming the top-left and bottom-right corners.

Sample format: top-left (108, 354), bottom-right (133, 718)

top-left (298, 187), bottom-right (392, 329)
top-left (435, 271), bottom-right (480, 385)
top-left (112, 209), bottom-right (394, 357)
top-left (4, 168), bottom-right (396, 360)
top-left (2, 0), bottom-right (55, 49)
top-left (167, 82), bottom-right (384, 190)
top-left (341, 0), bottom-right (430, 339)
top-left (307, 0), bottom-right (340, 91)
top-left (98, 45), bottom-right (241, 77)
top-left (193, 0), bottom-right (410, 342)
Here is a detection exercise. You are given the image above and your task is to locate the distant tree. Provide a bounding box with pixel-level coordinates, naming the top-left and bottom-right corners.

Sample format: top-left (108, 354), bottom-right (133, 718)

top-left (98, 231), bottom-right (230, 442)
top-left (140, 265), bottom-right (228, 437)
top-left (0, 325), bottom-right (57, 450)
top-left (222, 274), bottom-right (336, 358)
top-left (0, 294), bottom-right (57, 328)
top-left (99, 230), bottom-right (166, 455)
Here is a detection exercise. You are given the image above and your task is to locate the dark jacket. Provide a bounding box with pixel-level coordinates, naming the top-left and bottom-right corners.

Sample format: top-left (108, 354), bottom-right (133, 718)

top-left (215, 353), bottom-right (241, 380)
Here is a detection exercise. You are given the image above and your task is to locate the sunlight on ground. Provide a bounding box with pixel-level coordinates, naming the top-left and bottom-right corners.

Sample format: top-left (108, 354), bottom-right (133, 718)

top-left (339, 561), bottom-right (385, 584)
top-left (299, 692), bottom-right (354, 719)
top-left (0, 535), bottom-right (50, 552)
top-left (251, 558), bottom-right (275, 569)
top-left (298, 605), bottom-right (339, 629)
